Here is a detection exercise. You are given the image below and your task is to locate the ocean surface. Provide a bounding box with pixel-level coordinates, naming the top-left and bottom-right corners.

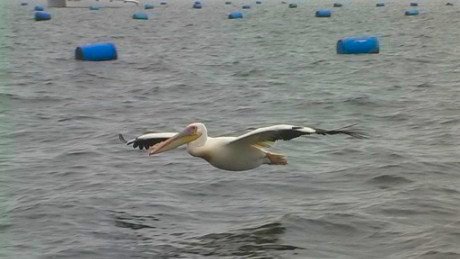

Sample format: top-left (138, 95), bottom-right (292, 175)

top-left (1, 0), bottom-right (459, 258)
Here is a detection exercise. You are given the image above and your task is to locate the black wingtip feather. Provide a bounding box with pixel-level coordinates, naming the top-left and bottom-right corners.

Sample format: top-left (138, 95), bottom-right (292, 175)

top-left (316, 125), bottom-right (368, 139)
top-left (119, 134), bottom-right (128, 143)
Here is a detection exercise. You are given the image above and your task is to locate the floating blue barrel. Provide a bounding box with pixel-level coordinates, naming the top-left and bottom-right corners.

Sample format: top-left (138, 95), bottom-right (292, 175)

top-left (315, 9), bottom-right (331, 17)
top-left (405, 9), bottom-right (419, 15)
top-left (333, 3), bottom-right (342, 7)
top-left (144, 3), bottom-right (154, 9)
top-left (289, 3), bottom-right (297, 8)
top-left (242, 4), bottom-right (251, 9)
top-left (34, 5), bottom-right (44, 11)
top-left (20, 2), bottom-right (28, 6)
top-left (337, 36), bottom-right (380, 54)
top-left (228, 11), bottom-right (243, 19)
top-left (133, 12), bottom-right (148, 19)
top-left (194, 0), bottom-right (201, 4)
top-left (89, 5), bottom-right (100, 10)
top-left (34, 11), bottom-right (51, 21)
top-left (75, 42), bottom-right (118, 61)
top-left (193, 3), bottom-right (202, 8)
top-left (410, 2), bottom-right (418, 6)
top-left (225, 1), bottom-right (232, 4)
top-left (256, 1), bottom-right (262, 4)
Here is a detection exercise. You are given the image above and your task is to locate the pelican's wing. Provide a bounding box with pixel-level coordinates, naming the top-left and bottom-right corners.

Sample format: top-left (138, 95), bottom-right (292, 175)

top-left (119, 132), bottom-right (177, 150)
top-left (228, 124), bottom-right (366, 147)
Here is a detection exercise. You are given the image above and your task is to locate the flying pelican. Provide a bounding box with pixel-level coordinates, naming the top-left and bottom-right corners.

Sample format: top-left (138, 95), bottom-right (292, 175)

top-left (119, 123), bottom-right (365, 171)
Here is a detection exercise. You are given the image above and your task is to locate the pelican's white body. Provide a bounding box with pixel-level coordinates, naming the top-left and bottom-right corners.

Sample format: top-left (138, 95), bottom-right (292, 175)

top-left (187, 136), bottom-right (268, 171)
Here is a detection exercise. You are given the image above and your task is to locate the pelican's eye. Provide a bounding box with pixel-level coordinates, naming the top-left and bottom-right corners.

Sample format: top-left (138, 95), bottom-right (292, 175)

top-left (189, 125), bottom-right (198, 133)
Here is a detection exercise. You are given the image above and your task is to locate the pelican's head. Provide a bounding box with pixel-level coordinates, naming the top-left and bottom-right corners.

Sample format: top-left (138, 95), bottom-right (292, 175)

top-left (148, 123), bottom-right (205, 156)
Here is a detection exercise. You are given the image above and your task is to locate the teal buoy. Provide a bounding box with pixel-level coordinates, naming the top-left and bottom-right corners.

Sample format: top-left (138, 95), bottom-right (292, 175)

top-left (34, 11), bottom-right (51, 21)
top-left (34, 5), bottom-right (44, 11)
top-left (144, 3), bottom-right (154, 9)
top-left (405, 9), bottom-right (419, 15)
top-left (228, 11), bottom-right (243, 19)
top-left (132, 12), bottom-right (148, 20)
top-left (75, 42), bottom-right (118, 61)
top-left (337, 36), bottom-right (380, 54)
top-left (315, 9), bottom-right (331, 17)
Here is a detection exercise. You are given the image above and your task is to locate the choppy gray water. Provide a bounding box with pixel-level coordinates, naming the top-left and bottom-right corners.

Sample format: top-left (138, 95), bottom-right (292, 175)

top-left (1, 0), bottom-right (459, 258)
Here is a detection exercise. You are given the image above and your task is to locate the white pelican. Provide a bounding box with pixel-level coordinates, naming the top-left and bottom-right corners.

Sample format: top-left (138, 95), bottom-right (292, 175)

top-left (119, 123), bottom-right (365, 171)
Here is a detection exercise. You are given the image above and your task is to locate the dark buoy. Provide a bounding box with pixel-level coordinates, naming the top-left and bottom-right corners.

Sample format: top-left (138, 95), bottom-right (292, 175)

top-left (144, 3), bottom-right (154, 9)
top-left (410, 2), bottom-right (418, 6)
top-left (75, 43), bottom-right (118, 61)
top-left (20, 2), bottom-right (28, 6)
top-left (34, 11), bottom-right (51, 21)
top-left (89, 5), bottom-right (100, 10)
top-left (405, 9), bottom-right (419, 15)
top-left (337, 36), bottom-right (380, 54)
top-left (193, 2), bottom-right (202, 8)
top-left (376, 3), bottom-right (384, 7)
top-left (256, 0), bottom-right (262, 4)
top-left (160, 1), bottom-right (167, 5)
top-left (225, 1), bottom-right (232, 4)
top-left (289, 3), bottom-right (297, 8)
top-left (228, 11), bottom-right (243, 19)
top-left (132, 12), bottom-right (148, 19)
top-left (446, 2), bottom-right (453, 6)
top-left (34, 5), bottom-right (44, 11)
top-left (315, 9), bottom-right (331, 17)
top-left (242, 4), bottom-right (251, 9)
top-left (333, 3), bottom-right (342, 7)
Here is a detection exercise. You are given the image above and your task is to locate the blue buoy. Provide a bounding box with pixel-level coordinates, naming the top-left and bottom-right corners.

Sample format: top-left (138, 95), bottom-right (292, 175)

top-left (410, 2), bottom-right (418, 6)
top-left (228, 11), bottom-right (243, 19)
top-left (144, 3), bottom-right (154, 9)
top-left (405, 9), bottom-right (419, 15)
top-left (242, 4), bottom-right (251, 9)
top-left (20, 2), bottom-right (28, 6)
top-left (376, 3), bottom-right (384, 7)
top-left (75, 43), bottom-right (118, 61)
top-left (89, 5), bottom-right (100, 10)
top-left (34, 5), bottom-right (44, 11)
top-left (315, 9), bottom-right (331, 17)
top-left (132, 12), bottom-right (148, 20)
top-left (194, 1), bottom-right (201, 4)
top-left (289, 3), bottom-right (297, 8)
top-left (333, 3), bottom-right (342, 7)
top-left (193, 3), bottom-right (202, 8)
top-left (256, 1), bottom-right (262, 4)
top-left (34, 11), bottom-right (51, 21)
top-left (337, 36), bottom-right (380, 54)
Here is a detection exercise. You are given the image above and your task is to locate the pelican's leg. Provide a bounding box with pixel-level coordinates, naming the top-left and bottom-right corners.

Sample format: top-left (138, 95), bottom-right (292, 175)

top-left (265, 152), bottom-right (288, 165)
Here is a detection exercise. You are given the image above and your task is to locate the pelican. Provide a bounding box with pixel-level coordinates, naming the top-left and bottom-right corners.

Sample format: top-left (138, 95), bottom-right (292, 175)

top-left (119, 123), bottom-right (365, 171)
